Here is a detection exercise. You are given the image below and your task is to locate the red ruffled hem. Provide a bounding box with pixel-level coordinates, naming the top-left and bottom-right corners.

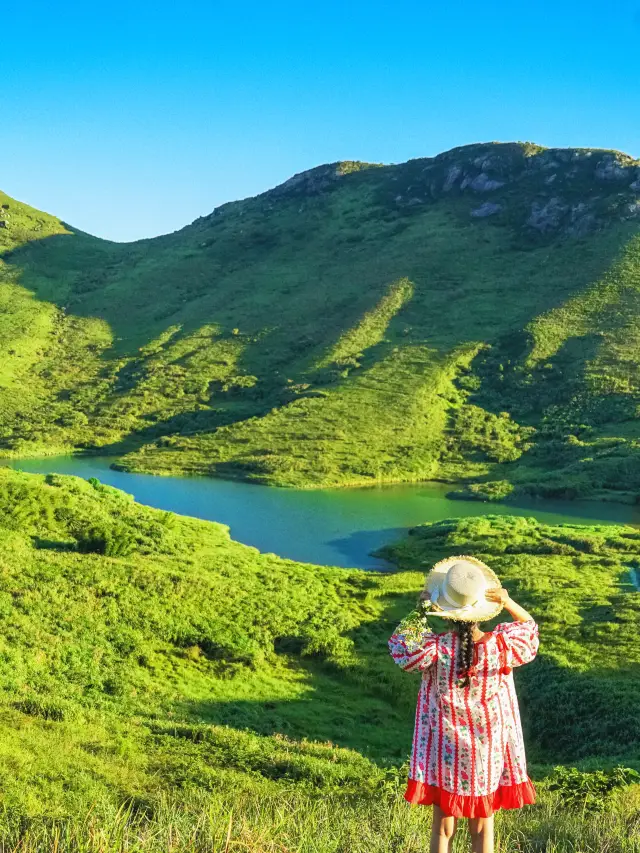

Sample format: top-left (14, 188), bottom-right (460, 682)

top-left (404, 778), bottom-right (536, 818)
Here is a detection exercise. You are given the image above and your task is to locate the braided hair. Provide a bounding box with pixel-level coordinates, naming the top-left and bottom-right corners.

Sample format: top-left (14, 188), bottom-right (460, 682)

top-left (452, 620), bottom-right (478, 687)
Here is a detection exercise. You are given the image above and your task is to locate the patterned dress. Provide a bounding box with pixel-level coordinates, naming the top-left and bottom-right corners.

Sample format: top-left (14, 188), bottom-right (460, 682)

top-left (389, 610), bottom-right (539, 818)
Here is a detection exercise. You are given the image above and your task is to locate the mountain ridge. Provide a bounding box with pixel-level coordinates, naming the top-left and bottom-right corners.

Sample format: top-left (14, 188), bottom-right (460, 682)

top-left (6, 140), bottom-right (639, 245)
top-left (183, 140), bottom-right (640, 243)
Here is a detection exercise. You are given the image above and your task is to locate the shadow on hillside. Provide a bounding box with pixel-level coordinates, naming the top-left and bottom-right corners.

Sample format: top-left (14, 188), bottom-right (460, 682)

top-left (4, 232), bottom-right (183, 349)
top-left (518, 655), bottom-right (640, 764)
top-left (326, 528), bottom-right (402, 570)
top-left (79, 411), bottom-right (234, 460)
top-left (157, 588), bottom-right (640, 766)
top-left (5, 221), bottom-right (639, 475)
top-left (77, 404), bottom-right (276, 463)
top-left (32, 536), bottom-right (75, 551)
top-left (159, 588), bottom-right (420, 761)
top-left (501, 493), bottom-right (640, 526)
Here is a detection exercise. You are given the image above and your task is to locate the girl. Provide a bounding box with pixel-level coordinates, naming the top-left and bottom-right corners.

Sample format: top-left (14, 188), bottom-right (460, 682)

top-left (389, 555), bottom-right (539, 853)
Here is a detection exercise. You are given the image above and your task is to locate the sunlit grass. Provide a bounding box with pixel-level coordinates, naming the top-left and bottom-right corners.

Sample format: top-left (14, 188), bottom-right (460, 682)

top-left (2, 784), bottom-right (640, 853)
top-left (0, 468), bottom-right (637, 850)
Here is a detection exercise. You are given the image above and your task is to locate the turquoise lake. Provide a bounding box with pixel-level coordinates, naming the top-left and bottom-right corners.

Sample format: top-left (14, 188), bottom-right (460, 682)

top-left (4, 456), bottom-right (639, 569)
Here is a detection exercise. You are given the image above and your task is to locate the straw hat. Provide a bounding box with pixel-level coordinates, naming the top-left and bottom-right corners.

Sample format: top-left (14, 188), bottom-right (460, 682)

top-left (423, 555), bottom-right (502, 622)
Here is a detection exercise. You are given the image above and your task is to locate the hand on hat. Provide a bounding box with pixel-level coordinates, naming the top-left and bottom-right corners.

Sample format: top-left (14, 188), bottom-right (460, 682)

top-left (485, 586), bottom-right (534, 623)
top-left (486, 587), bottom-right (510, 606)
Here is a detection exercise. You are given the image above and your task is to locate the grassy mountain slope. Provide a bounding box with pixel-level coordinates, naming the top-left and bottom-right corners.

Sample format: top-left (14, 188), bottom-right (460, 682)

top-left (1, 143), bottom-right (640, 499)
top-left (0, 467), bottom-right (638, 849)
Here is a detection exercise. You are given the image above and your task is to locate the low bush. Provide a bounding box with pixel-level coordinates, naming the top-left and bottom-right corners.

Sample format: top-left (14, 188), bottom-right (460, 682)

top-left (75, 523), bottom-right (136, 557)
top-left (547, 765), bottom-right (640, 811)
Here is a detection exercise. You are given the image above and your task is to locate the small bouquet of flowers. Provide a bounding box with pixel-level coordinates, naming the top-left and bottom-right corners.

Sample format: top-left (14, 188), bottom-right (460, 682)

top-left (393, 595), bottom-right (437, 647)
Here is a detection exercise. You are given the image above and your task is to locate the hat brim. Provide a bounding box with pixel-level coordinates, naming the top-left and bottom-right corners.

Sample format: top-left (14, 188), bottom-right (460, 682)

top-left (424, 555), bottom-right (503, 622)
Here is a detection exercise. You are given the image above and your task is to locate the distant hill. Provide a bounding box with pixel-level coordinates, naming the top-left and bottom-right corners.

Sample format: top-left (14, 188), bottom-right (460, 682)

top-left (1, 141), bottom-right (640, 501)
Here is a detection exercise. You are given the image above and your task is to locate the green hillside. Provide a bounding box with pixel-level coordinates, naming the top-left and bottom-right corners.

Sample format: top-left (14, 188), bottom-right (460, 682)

top-left (1, 142), bottom-right (640, 500)
top-left (0, 467), bottom-right (638, 850)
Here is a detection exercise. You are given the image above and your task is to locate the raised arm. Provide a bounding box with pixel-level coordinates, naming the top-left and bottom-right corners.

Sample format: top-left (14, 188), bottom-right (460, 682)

top-left (487, 587), bottom-right (538, 667)
top-left (388, 602), bottom-right (438, 673)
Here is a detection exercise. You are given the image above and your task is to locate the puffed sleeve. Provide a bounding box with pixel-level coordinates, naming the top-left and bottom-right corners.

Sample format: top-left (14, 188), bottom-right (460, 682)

top-left (494, 620), bottom-right (539, 668)
top-left (388, 609), bottom-right (438, 672)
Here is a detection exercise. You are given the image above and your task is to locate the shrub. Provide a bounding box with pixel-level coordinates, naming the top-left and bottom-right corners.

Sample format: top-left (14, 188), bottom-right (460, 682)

top-left (448, 480), bottom-right (515, 502)
top-left (0, 481), bottom-right (55, 531)
top-left (13, 696), bottom-right (77, 722)
top-left (75, 523), bottom-right (136, 557)
top-left (547, 766), bottom-right (640, 811)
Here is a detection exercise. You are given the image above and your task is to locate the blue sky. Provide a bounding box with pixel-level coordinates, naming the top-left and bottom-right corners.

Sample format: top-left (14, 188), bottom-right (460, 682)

top-left (4, 0), bottom-right (640, 242)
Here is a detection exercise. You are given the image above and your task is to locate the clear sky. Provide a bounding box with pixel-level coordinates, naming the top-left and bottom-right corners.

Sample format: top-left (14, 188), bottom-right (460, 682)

top-left (4, 0), bottom-right (640, 242)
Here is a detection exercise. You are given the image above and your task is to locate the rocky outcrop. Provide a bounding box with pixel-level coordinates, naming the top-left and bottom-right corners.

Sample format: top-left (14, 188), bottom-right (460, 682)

top-left (471, 202), bottom-right (503, 218)
top-left (461, 172), bottom-right (505, 192)
top-left (270, 165), bottom-right (345, 197)
top-left (595, 155), bottom-right (630, 182)
top-left (526, 198), bottom-right (569, 232)
top-left (442, 165), bottom-right (462, 192)
top-left (566, 202), bottom-right (598, 236)
top-left (526, 198), bottom-right (601, 236)
top-left (269, 162), bottom-right (375, 199)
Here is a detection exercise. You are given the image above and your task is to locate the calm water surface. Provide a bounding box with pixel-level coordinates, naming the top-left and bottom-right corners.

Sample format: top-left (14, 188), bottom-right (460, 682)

top-left (4, 456), bottom-right (639, 569)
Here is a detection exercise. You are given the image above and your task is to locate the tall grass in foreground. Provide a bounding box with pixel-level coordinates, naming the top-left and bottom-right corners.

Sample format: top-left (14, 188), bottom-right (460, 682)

top-left (2, 788), bottom-right (639, 853)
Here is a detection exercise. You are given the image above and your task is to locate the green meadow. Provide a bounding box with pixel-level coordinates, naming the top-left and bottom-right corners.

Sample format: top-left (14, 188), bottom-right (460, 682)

top-left (1, 142), bottom-right (640, 501)
top-left (0, 467), bottom-right (638, 851)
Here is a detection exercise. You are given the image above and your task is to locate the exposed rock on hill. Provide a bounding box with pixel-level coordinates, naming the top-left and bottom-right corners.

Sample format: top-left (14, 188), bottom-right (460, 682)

top-left (527, 197), bottom-right (569, 232)
top-left (268, 161), bottom-right (379, 199)
top-left (470, 201), bottom-right (502, 218)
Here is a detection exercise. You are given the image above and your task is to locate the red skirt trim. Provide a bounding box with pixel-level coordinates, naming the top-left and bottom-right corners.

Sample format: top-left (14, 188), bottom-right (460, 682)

top-left (404, 778), bottom-right (536, 818)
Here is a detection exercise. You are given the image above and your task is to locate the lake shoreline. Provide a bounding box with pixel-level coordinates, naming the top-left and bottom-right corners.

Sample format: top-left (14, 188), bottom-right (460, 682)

top-left (3, 454), bottom-right (639, 570)
top-left (3, 447), bottom-right (639, 510)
